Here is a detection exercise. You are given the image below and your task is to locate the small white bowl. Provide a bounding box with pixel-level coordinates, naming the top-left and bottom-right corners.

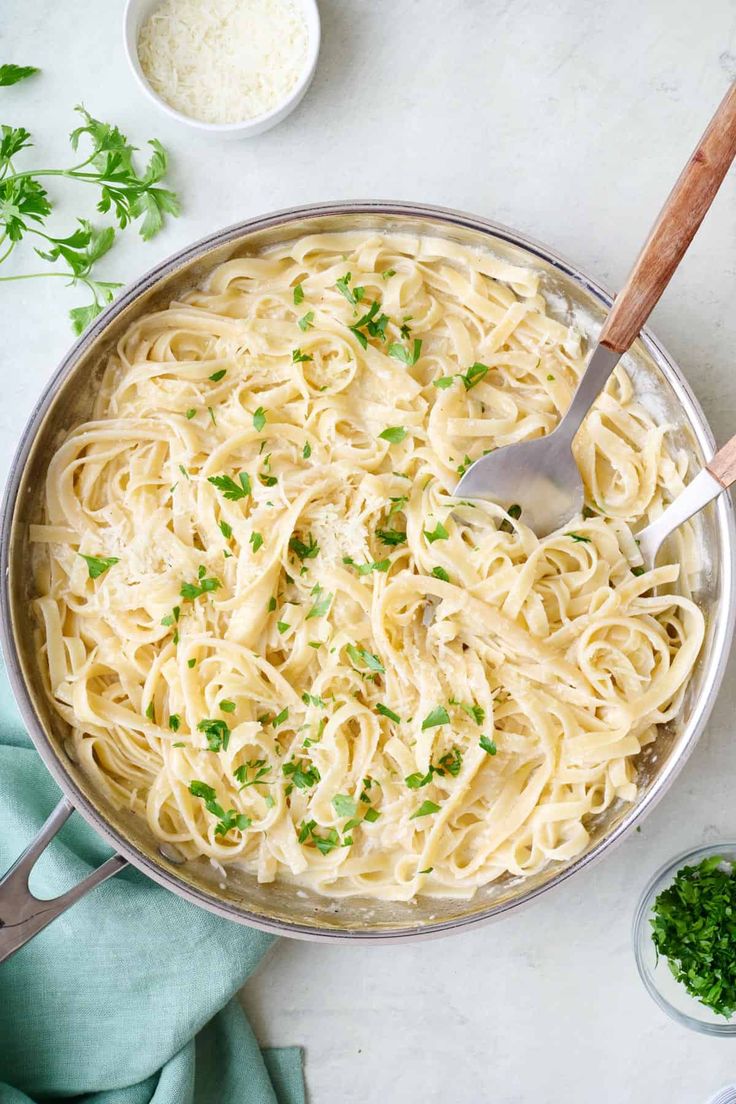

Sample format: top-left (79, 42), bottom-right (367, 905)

top-left (122, 0), bottom-right (320, 138)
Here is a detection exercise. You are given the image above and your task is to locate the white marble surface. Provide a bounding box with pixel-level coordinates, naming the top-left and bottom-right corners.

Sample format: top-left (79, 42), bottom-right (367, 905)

top-left (3, 2), bottom-right (736, 1101)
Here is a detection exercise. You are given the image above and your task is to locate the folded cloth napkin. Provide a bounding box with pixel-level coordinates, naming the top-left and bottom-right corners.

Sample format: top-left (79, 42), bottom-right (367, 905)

top-left (0, 657), bottom-right (304, 1104)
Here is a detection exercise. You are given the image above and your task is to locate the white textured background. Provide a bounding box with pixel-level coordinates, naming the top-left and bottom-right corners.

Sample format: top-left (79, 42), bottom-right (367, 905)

top-left (2, 2), bottom-right (736, 1101)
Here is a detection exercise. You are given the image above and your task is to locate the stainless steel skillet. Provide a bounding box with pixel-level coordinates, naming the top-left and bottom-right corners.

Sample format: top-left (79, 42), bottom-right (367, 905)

top-left (1, 201), bottom-right (734, 957)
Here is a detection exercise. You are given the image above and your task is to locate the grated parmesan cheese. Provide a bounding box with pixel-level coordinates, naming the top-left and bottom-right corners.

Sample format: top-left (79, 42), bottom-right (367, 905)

top-left (137, 0), bottom-right (309, 124)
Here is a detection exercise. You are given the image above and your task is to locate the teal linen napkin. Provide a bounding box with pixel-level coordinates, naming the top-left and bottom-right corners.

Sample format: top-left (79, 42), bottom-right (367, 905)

top-left (0, 657), bottom-right (303, 1104)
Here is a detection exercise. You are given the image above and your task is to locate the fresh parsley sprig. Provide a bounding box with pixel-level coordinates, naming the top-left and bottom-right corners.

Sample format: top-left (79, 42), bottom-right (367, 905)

top-left (0, 104), bottom-right (179, 331)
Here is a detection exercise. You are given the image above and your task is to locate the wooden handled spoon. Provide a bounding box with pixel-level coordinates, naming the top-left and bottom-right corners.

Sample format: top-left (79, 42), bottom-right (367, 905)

top-left (456, 82), bottom-right (736, 536)
top-left (636, 435), bottom-right (736, 568)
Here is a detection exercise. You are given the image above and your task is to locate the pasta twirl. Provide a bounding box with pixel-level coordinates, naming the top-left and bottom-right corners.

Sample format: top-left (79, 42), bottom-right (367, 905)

top-left (30, 232), bottom-right (704, 902)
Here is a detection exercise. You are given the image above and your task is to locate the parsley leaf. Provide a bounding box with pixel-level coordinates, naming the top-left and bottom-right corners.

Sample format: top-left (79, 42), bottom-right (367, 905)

top-left (307, 591), bottom-right (333, 620)
top-left (188, 780), bottom-right (250, 836)
top-left (292, 348), bottom-right (312, 363)
top-left (421, 706), bottom-right (450, 730)
top-left (298, 310), bottom-right (315, 331)
top-left (219, 519), bottom-right (232, 540)
top-left (79, 553), bottom-right (119, 579)
top-left (431, 566), bottom-right (450, 582)
top-left (0, 64), bottom-right (39, 86)
top-left (289, 533), bottom-right (319, 560)
top-left (293, 282), bottom-right (305, 305)
top-left (346, 644), bottom-right (385, 674)
top-left (249, 531), bottom-right (264, 553)
top-left (219, 700), bottom-right (236, 713)
top-left (388, 338), bottom-right (422, 366)
top-left (376, 527), bottom-right (407, 546)
top-left (302, 442), bottom-right (312, 460)
top-left (433, 375), bottom-right (454, 390)
top-left (424, 521), bottom-right (449, 544)
top-left (283, 758), bottom-right (320, 790)
top-left (253, 406), bottom-right (267, 431)
top-left (209, 368), bottom-right (226, 382)
top-left (336, 272), bottom-right (365, 306)
top-left (410, 800), bottom-right (441, 820)
top-left (376, 702), bottom-right (401, 723)
top-left (566, 532), bottom-right (591, 543)
top-left (459, 362), bottom-right (488, 390)
top-left (208, 472), bottom-right (251, 500)
top-left (378, 426), bottom-right (407, 444)
top-left (180, 566), bottom-right (221, 601)
top-left (197, 717), bottom-right (231, 752)
top-left (168, 714), bottom-right (181, 731)
top-left (332, 794), bottom-right (357, 818)
top-left (479, 735), bottom-right (497, 756)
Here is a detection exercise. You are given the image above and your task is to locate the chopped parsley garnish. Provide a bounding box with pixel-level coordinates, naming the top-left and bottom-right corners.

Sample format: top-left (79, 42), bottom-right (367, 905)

top-left (405, 768), bottom-right (434, 789)
top-left (293, 282), bottom-right (305, 305)
top-left (431, 566), bottom-right (450, 582)
top-left (632, 565), bottom-right (646, 577)
top-left (187, 658), bottom-right (196, 668)
top-left (382, 268), bottom-right (396, 279)
top-left (332, 793), bottom-right (357, 818)
top-left (272, 707), bottom-right (289, 728)
top-left (283, 758), bottom-right (320, 790)
top-left (249, 531), bottom-right (264, 553)
top-left (292, 348), bottom-right (312, 363)
top-left (566, 532), bottom-right (591, 543)
top-left (79, 553), bottom-right (119, 579)
top-left (410, 800), bottom-right (440, 820)
top-left (459, 362), bottom-right (488, 390)
top-left (336, 271), bottom-right (365, 306)
top-left (376, 702), bottom-right (401, 723)
top-left (185, 408), bottom-right (197, 419)
top-left (219, 700), bottom-right (236, 713)
top-left (219, 519), bottom-right (232, 539)
top-left (307, 591), bottom-right (333, 620)
top-left (180, 565), bottom-right (221, 601)
top-left (424, 521), bottom-right (449, 544)
top-left (479, 735), bottom-right (497, 756)
top-left (547, 373), bottom-right (555, 381)
top-left (161, 605), bottom-right (181, 627)
top-left (451, 699), bottom-right (485, 725)
top-left (342, 556), bottom-right (390, 576)
top-left (388, 338), bottom-right (422, 366)
top-left (277, 620), bottom-right (290, 634)
top-left (651, 855), bottom-right (736, 1018)
top-left (234, 759), bottom-right (272, 788)
top-left (208, 472), bottom-right (251, 500)
top-left (422, 706), bottom-right (450, 730)
top-left (346, 644), bottom-right (385, 674)
top-left (298, 820), bottom-right (340, 854)
top-left (302, 692), bottom-right (325, 707)
top-left (197, 717), bottom-right (231, 752)
top-left (298, 310), bottom-right (314, 331)
top-left (289, 533), bottom-right (319, 560)
top-left (302, 442), bottom-right (312, 459)
top-left (499, 504), bottom-right (522, 533)
top-left (376, 527), bottom-right (407, 546)
top-left (363, 806), bottom-right (380, 823)
top-left (145, 701), bottom-right (155, 721)
top-left (267, 596), bottom-right (277, 612)
top-left (168, 714), bottom-right (181, 732)
top-left (188, 780), bottom-right (250, 836)
top-left (209, 368), bottom-right (226, 382)
top-left (378, 426), bottom-right (407, 444)
top-left (252, 406), bottom-right (267, 431)
top-left (433, 375), bottom-right (455, 390)
top-left (438, 746), bottom-right (462, 776)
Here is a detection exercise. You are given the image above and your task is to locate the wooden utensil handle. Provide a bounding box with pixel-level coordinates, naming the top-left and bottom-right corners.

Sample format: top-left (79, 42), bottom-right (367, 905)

top-left (707, 434), bottom-right (736, 488)
top-left (599, 82), bottom-right (736, 354)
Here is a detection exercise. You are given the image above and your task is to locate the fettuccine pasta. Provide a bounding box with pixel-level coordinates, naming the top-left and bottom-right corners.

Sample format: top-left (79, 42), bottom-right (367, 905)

top-left (30, 232), bottom-right (704, 901)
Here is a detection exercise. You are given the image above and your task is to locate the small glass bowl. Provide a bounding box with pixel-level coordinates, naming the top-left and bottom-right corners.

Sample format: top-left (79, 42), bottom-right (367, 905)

top-left (633, 843), bottom-right (736, 1036)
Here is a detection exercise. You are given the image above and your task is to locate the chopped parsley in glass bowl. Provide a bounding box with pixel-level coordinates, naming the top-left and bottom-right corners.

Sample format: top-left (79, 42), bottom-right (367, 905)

top-left (633, 844), bottom-right (736, 1035)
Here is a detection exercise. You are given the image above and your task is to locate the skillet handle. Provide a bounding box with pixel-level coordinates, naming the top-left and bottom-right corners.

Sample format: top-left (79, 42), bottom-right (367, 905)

top-left (0, 797), bottom-right (128, 964)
